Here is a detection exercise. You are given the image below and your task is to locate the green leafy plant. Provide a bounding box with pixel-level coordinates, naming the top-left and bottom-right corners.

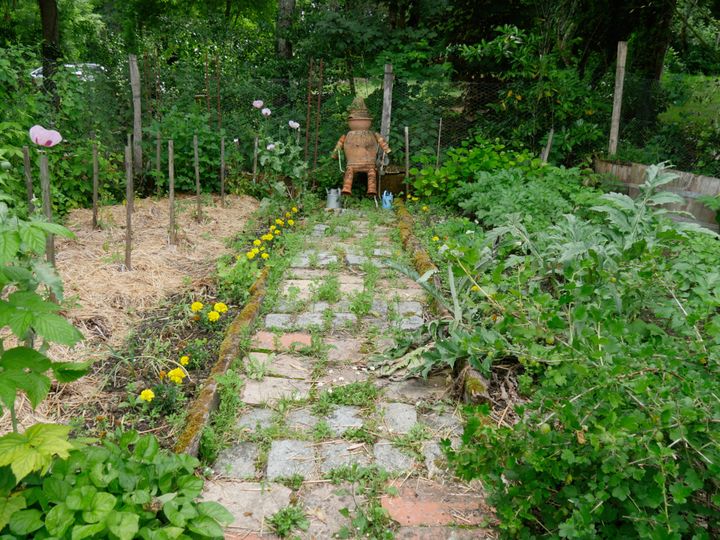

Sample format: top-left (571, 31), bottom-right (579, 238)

top-left (267, 505), bottom-right (309, 538)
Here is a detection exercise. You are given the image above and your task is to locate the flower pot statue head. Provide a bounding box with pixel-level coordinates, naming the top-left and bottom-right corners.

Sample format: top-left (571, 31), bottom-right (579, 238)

top-left (331, 96), bottom-right (390, 196)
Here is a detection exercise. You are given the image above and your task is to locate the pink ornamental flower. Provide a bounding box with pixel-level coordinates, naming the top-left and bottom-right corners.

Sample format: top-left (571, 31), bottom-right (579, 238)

top-left (29, 125), bottom-right (62, 147)
top-left (252, 100), bottom-right (264, 109)
top-left (288, 120), bottom-right (300, 129)
top-left (266, 143), bottom-right (276, 151)
top-left (261, 108), bottom-right (271, 117)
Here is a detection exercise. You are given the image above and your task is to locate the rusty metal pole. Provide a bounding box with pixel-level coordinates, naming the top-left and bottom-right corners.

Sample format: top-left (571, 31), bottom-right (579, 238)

top-left (312, 59), bottom-right (324, 178)
top-left (304, 59), bottom-right (314, 161)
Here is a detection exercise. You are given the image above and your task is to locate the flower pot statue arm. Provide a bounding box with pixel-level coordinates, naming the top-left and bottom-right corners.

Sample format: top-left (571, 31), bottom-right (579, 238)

top-left (331, 135), bottom-right (347, 159)
top-left (337, 96), bottom-right (389, 197)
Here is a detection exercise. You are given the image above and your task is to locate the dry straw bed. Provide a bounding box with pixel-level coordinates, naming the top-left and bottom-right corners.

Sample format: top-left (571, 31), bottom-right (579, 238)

top-left (0, 194), bottom-right (257, 434)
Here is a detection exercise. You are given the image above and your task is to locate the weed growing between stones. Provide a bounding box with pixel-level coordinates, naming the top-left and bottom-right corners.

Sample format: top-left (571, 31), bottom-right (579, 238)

top-left (268, 505), bottom-right (310, 537)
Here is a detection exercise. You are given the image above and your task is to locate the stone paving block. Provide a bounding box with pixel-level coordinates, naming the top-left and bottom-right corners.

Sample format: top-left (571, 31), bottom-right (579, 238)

top-left (281, 280), bottom-right (314, 302)
top-left (286, 408), bottom-right (318, 431)
top-left (312, 224), bottom-right (329, 237)
top-left (267, 354), bottom-right (312, 380)
top-left (264, 313), bottom-right (294, 330)
top-left (266, 440), bottom-right (316, 480)
top-left (251, 331), bottom-right (312, 351)
top-left (381, 402), bottom-right (418, 434)
top-left (380, 288), bottom-right (426, 302)
top-left (332, 312), bottom-right (357, 328)
top-left (237, 407), bottom-right (274, 432)
top-left (202, 480), bottom-right (291, 532)
top-left (422, 441), bottom-right (446, 479)
top-left (378, 375), bottom-right (448, 404)
top-left (380, 479), bottom-right (487, 527)
top-left (399, 315), bottom-right (425, 331)
top-left (423, 412), bottom-right (463, 438)
top-left (394, 527), bottom-right (489, 539)
top-left (318, 441), bottom-right (371, 473)
top-left (311, 300), bottom-right (351, 312)
top-left (373, 440), bottom-right (416, 473)
top-left (327, 405), bottom-right (363, 435)
top-left (295, 311), bottom-right (324, 329)
top-left (300, 482), bottom-right (365, 539)
top-left (346, 254), bottom-right (386, 267)
top-left (291, 252), bottom-right (338, 268)
top-left (326, 337), bottom-right (366, 363)
top-left (370, 299), bottom-right (388, 316)
top-left (338, 282), bottom-right (365, 295)
top-left (397, 301), bottom-right (423, 316)
top-left (273, 299), bottom-right (303, 313)
top-left (242, 377), bottom-right (310, 405)
top-left (318, 366), bottom-right (368, 387)
top-left (288, 268), bottom-right (330, 281)
top-left (214, 443), bottom-right (259, 479)
top-left (373, 248), bottom-right (392, 256)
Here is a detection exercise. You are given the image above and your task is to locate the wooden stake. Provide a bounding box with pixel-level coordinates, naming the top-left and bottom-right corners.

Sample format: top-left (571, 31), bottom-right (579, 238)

top-left (220, 136), bottom-right (226, 207)
top-left (92, 142), bottom-right (99, 228)
top-left (252, 136), bottom-right (259, 183)
top-left (541, 127), bottom-right (555, 163)
top-left (204, 53), bottom-right (211, 117)
top-left (608, 41), bottom-right (628, 156)
top-left (168, 140), bottom-right (176, 245)
top-left (215, 55), bottom-right (222, 129)
top-left (124, 145), bottom-right (133, 271)
top-left (380, 63), bottom-right (394, 142)
top-left (194, 133), bottom-right (201, 221)
top-left (435, 117), bottom-right (444, 170)
top-left (39, 152), bottom-right (54, 266)
top-left (22, 146), bottom-right (34, 213)
top-left (128, 54), bottom-right (143, 178)
top-left (404, 126), bottom-right (410, 196)
top-left (155, 129), bottom-right (161, 195)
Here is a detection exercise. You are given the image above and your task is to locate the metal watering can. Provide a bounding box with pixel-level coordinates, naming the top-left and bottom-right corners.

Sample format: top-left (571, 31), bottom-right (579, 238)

top-left (381, 191), bottom-right (394, 209)
top-left (326, 188), bottom-right (342, 210)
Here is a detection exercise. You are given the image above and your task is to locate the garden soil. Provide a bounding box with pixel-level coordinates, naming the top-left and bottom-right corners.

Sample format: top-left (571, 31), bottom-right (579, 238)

top-left (0, 194), bottom-right (257, 434)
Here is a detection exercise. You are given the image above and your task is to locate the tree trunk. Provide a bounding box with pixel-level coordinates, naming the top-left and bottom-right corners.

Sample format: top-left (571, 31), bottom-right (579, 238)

top-left (38, 0), bottom-right (60, 109)
top-left (631, 0), bottom-right (677, 81)
top-left (276, 0), bottom-right (295, 60)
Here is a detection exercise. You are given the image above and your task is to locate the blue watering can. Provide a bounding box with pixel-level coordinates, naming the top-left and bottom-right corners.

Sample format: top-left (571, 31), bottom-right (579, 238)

top-left (381, 191), bottom-right (394, 209)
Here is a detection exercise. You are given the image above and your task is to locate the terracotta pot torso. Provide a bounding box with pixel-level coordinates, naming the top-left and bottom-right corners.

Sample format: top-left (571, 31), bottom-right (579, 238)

top-left (343, 130), bottom-right (378, 166)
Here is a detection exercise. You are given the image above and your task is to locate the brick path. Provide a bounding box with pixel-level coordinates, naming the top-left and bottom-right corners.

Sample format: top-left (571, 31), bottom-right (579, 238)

top-left (202, 210), bottom-right (494, 539)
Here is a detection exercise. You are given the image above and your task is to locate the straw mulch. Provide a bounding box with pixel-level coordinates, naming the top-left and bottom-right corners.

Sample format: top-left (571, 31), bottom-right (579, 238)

top-left (0, 194), bottom-right (257, 434)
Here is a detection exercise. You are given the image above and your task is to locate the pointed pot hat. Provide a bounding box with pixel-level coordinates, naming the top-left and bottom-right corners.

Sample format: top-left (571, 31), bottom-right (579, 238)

top-left (348, 96), bottom-right (372, 120)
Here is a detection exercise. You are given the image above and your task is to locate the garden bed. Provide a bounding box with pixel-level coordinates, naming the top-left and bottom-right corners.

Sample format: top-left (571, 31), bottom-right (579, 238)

top-left (0, 194), bottom-right (257, 441)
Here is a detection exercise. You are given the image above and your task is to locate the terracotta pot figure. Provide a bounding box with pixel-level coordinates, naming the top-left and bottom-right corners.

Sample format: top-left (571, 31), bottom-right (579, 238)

top-left (332, 97), bottom-right (390, 196)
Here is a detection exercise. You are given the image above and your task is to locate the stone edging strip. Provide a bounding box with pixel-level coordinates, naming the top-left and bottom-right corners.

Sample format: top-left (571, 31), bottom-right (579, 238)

top-left (174, 265), bottom-right (271, 456)
top-left (395, 200), bottom-right (449, 318)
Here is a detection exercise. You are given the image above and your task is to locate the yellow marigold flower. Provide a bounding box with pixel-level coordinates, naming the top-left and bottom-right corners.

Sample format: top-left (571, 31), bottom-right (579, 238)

top-left (207, 310), bottom-right (220, 322)
top-left (274, 229), bottom-right (281, 235)
top-left (471, 285), bottom-right (481, 292)
top-left (285, 212), bottom-right (291, 218)
top-left (262, 234), bottom-right (273, 241)
top-left (432, 236), bottom-right (440, 242)
top-left (292, 207), bottom-right (298, 213)
top-left (421, 205), bottom-right (429, 212)
top-left (246, 251), bottom-right (256, 260)
top-left (288, 219), bottom-right (294, 226)
top-left (191, 301), bottom-right (204, 312)
top-left (140, 389), bottom-right (155, 402)
top-left (275, 219), bottom-right (284, 226)
top-left (214, 302), bottom-right (228, 313)
top-left (251, 247), bottom-right (260, 255)
top-left (261, 253), bottom-right (270, 260)
top-left (167, 367), bottom-right (186, 384)
top-left (270, 225), bottom-right (276, 231)
top-left (180, 355), bottom-right (190, 366)
top-left (253, 239), bottom-right (262, 246)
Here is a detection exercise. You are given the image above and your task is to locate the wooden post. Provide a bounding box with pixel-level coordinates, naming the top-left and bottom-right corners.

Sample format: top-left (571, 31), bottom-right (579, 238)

top-left (128, 54), bottom-right (143, 178)
top-left (168, 140), bottom-right (176, 245)
top-left (39, 153), bottom-right (54, 266)
top-left (215, 55), bottom-right (222, 129)
top-left (541, 128), bottom-right (555, 163)
top-left (124, 145), bottom-right (133, 271)
top-left (380, 63), bottom-right (394, 143)
top-left (404, 126), bottom-right (410, 196)
top-left (304, 58), bottom-right (314, 161)
top-left (608, 41), bottom-right (628, 156)
top-left (155, 129), bottom-right (161, 193)
top-left (312, 59), bottom-right (324, 172)
top-left (22, 146), bottom-right (34, 213)
top-left (194, 133), bottom-right (201, 221)
top-left (92, 142), bottom-right (99, 228)
top-left (220, 136), bottom-right (226, 207)
top-left (204, 53), bottom-right (211, 116)
top-left (252, 136), bottom-right (259, 183)
top-left (435, 117), bottom-right (443, 170)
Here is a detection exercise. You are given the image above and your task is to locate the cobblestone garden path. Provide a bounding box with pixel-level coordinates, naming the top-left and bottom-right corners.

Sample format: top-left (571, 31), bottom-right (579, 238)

top-left (203, 209), bottom-right (493, 539)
